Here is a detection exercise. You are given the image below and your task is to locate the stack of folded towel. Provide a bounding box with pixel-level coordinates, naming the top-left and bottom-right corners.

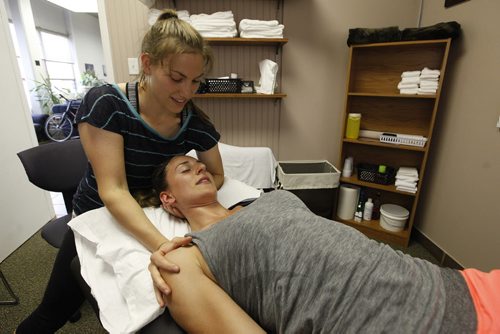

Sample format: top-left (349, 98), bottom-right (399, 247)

top-left (398, 70), bottom-right (420, 95)
top-left (395, 167), bottom-right (419, 194)
top-left (189, 11), bottom-right (237, 38)
top-left (418, 67), bottom-right (440, 95)
top-left (398, 67), bottom-right (441, 95)
top-left (238, 19), bottom-right (285, 38)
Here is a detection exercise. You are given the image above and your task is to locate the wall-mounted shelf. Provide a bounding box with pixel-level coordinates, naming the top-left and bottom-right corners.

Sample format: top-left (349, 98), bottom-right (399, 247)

top-left (205, 37), bottom-right (288, 46)
top-left (194, 93), bottom-right (286, 99)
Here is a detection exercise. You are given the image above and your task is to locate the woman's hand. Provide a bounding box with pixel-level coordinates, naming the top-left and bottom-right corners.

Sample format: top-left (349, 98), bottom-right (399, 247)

top-left (149, 236), bottom-right (193, 307)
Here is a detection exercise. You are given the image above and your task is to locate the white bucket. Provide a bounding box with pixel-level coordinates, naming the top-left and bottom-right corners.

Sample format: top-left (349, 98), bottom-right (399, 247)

top-left (380, 204), bottom-right (409, 232)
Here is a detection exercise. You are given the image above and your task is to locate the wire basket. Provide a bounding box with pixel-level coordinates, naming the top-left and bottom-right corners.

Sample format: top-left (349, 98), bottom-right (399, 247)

top-left (357, 163), bottom-right (396, 185)
top-left (379, 133), bottom-right (428, 147)
top-left (205, 78), bottom-right (242, 93)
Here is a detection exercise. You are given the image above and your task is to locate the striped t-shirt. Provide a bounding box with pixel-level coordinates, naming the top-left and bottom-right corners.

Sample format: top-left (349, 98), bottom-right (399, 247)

top-left (73, 83), bottom-right (220, 215)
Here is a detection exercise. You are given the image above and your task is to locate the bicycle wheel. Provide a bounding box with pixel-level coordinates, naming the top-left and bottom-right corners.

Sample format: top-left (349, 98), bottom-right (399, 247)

top-left (44, 113), bottom-right (74, 142)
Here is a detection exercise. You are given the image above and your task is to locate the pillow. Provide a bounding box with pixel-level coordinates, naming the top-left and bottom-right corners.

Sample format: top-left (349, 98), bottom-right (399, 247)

top-left (69, 177), bottom-right (261, 333)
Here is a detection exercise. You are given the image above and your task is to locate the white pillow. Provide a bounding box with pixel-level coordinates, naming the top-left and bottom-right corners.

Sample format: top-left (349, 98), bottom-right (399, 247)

top-left (69, 177), bottom-right (261, 334)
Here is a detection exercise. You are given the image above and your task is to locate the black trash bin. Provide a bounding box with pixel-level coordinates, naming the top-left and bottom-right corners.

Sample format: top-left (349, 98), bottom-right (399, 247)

top-left (277, 160), bottom-right (340, 219)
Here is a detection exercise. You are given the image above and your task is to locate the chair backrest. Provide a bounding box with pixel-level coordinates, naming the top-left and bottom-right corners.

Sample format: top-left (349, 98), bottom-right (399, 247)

top-left (17, 139), bottom-right (88, 213)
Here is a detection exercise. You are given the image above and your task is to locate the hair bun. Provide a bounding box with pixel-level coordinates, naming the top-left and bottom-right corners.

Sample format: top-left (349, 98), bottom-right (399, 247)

top-left (157, 9), bottom-right (178, 22)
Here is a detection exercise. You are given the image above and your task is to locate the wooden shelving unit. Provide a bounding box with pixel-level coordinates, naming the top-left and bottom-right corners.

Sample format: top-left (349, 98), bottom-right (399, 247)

top-left (336, 39), bottom-right (452, 247)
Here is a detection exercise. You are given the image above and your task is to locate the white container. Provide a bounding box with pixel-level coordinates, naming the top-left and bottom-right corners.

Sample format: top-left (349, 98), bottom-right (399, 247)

top-left (363, 198), bottom-right (373, 221)
top-left (379, 204), bottom-right (409, 232)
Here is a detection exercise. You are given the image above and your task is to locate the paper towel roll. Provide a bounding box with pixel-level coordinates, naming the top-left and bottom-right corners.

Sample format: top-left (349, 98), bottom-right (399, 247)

top-left (337, 184), bottom-right (360, 220)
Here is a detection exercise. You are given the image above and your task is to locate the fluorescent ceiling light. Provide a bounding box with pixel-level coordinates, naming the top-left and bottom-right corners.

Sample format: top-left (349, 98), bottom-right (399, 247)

top-left (46, 0), bottom-right (98, 13)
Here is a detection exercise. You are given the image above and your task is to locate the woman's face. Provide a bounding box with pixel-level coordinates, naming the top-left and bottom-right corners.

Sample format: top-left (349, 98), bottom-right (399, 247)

top-left (164, 155), bottom-right (217, 207)
top-left (146, 53), bottom-right (204, 114)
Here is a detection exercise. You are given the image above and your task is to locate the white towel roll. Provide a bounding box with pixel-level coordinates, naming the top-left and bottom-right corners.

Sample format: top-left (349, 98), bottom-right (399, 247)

top-left (337, 184), bottom-right (360, 220)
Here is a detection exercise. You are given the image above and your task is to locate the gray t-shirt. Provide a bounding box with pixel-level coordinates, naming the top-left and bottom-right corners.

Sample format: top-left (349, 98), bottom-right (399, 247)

top-left (189, 190), bottom-right (476, 333)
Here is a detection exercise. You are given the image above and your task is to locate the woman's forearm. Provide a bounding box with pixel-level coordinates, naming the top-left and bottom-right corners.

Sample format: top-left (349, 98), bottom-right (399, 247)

top-left (100, 188), bottom-right (168, 251)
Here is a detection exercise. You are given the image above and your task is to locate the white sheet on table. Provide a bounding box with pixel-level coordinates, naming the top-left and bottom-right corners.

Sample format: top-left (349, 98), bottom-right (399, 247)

top-left (69, 177), bottom-right (262, 333)
top-left (189, 142), bottom-right (278, 189)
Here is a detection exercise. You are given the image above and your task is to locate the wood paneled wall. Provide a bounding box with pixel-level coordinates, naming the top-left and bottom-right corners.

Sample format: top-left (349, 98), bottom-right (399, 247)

top-left (102, 0), bottom-right (284, 155)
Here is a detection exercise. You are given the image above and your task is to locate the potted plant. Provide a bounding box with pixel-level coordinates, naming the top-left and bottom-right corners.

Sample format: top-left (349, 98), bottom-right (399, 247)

top-left (31, 76), bottom-right (68, 114)
top-left (80, 70), bottom-right (104, 95)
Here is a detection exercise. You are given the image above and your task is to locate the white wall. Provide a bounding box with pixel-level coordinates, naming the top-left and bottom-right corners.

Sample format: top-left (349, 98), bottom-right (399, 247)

top-left (0, 0), bottom-right (54, 262)
top-left (68, 12), bottom-right (106, 81)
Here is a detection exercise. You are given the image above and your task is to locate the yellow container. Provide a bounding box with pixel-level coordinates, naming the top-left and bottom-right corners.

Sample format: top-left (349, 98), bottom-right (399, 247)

top-left (345, 113), bottom-right (361, 139)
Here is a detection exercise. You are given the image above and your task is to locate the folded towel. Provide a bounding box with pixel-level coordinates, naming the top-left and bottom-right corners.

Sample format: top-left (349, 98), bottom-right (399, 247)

top-left (401, 70), bottom-right (421, 78)
top-left (396, 175), bottom-right (419, 182)
top-left (401, 76), bottom-right (420, 84)
top-left (420, 81), bottom-right (439, 88)
top-left (397, 82), bottom-right (418, 89)
top-left (417, 88), bottom-right (437, 95)
top-left (396, 186), bottom-right (417, 194)
top-left (395, 180), bottom-right (418, 188)
top-left (190, 11), bottom-right (234, 21)
top-left (240, 30), bottom-right (284, 38)
top-left (421, 67), bottom-right (440, 76)
top-left (239, 19), bottom-right (280, 30)
top-left (196, 30), bottom-right (238, 38)
top-left (397, 167), bottom-right (419, 177)
top-left (400, 88), bottom-right (418, 95)
top-left (420, 74), bottom-right (439, 80)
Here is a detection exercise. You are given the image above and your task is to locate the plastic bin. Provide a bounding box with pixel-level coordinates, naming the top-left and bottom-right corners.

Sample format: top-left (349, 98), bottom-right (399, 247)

top-left (277, 160), bottom-right (340, 218)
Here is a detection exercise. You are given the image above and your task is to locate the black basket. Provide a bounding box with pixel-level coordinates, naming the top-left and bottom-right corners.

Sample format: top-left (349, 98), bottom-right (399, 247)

top-left (205, 78), bottom-right (242, 93)
top-left (357, 163), bottom-right (396, 185)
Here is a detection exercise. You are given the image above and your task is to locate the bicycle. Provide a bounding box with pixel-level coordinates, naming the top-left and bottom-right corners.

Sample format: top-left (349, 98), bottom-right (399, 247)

top-left (44, 95), bottom-right (82, 142)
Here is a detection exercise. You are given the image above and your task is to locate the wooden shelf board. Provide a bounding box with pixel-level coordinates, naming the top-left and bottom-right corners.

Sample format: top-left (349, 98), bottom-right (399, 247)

top-left (348, 92), bottom-right (437, 99)
top-left (340, 176), bottom-right (417, 196)
top-left (194, 93), bottom-right (286, 99)
top-left (335, 216), bottom-right (410, 247)
top-left (343, 137), bottom-right (427, 152)
top-left (205, 37), bottom-right (288, 46)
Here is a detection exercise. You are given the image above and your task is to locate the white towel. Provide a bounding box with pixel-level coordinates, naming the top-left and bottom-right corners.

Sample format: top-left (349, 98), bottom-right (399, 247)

top-left (240, 30), bottom-right (284, 38)
top-left (401, 70), bottom-right (421, 78)
top-left (397, 82), bottom-right (418, 89)
top-left (401, 76), bottom-right (420, 84)
top-left (397, 167), bottom-right (419, 177)
top-left (396, 186), bottom-right (417, 194)
top-left (417, 88), bottom-right (437, 95)
top-left (190, 11), bottom-right (234, 21)
top-left (420, 81), bottom-right (439, 88)
top-left (395, 180), bottom-right (418, 188)
top-left (419, 74), bottom-right (439, 80)
top-left (396, 175), bottom-right (419, 182)
top-left (239, 19), bottom-right (280, 30)
top-left (400, 88), bottom-right (418, 95)
top-left (421, 67), bottom-right (441, 76)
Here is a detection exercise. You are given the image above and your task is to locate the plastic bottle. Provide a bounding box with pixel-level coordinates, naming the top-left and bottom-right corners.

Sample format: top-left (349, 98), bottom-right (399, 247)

top-left (345, 113), bottom-right (361, 139)
top-left (354, 200), bottom-right (363, 222)
top-left (363, 198), bottom-right (373, 221)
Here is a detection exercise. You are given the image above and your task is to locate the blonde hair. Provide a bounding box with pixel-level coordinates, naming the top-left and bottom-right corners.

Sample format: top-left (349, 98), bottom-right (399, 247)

top-left (139, 9), bottom-right (213, 86)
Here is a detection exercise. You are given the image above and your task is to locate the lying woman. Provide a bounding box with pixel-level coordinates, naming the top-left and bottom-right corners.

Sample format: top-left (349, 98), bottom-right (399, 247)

top-left (152, 155), bottom-right (499, 333)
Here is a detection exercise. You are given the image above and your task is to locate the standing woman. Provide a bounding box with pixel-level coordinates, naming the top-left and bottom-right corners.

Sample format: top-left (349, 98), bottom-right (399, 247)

top-left (17, 9), bottom-right (223, 333)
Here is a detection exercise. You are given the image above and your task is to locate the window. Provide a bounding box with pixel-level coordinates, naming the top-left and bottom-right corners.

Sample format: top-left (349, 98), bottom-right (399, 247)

top-left (39, 30), bottom-right (77, 94)
top-left (8, 22), bottom-right (32, 109)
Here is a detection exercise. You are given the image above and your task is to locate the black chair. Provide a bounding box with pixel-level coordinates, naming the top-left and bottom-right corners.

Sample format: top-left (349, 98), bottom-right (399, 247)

top-left (17, 139), bottom-right (184, 332)
top-left (17, 139), bottom-right (87, 248)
